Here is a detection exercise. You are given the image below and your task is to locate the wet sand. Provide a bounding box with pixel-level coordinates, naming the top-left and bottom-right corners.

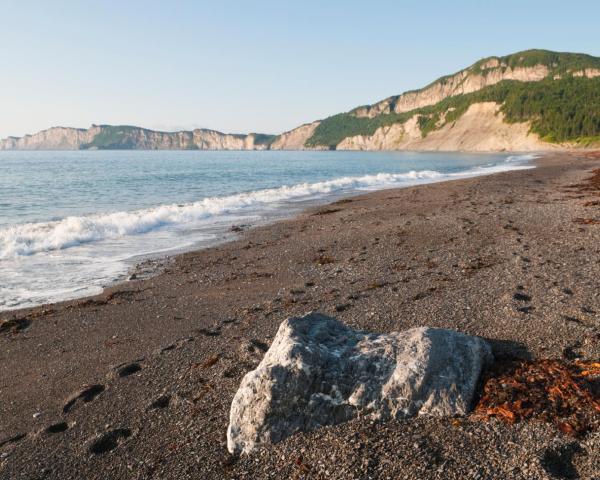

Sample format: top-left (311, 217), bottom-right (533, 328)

top-left (0, 152), bottom-right (599, 479)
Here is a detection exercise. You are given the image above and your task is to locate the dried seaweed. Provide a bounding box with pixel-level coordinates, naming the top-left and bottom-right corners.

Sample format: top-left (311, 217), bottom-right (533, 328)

top-left (314, 256), bottom-right (335, 265)
top-left (568, 167), bottom-right (600, 194)
top-left (473, 359), bottom-right (600, 436)
top-left (573, 217), bottom-right (600, 225)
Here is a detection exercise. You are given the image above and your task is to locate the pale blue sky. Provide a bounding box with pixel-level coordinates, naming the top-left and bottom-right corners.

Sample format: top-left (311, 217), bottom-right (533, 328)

top-left (1, 0), bottom-right (599, 138)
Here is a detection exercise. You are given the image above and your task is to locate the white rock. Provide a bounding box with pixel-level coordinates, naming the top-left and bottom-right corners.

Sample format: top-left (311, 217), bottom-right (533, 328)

top-left (227, 313), bottom-right (492, 455)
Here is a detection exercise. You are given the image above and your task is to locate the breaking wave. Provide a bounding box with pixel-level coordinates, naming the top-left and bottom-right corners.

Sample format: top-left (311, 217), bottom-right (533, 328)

top-left (0, 163), bottom-right (532, 259)
top-left (505, 153), bottom-right (540, 163)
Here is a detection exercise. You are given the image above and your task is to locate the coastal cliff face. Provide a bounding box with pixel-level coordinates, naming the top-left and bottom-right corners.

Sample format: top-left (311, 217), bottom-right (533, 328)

top-left (353, 56), bottom-right (600, 120)
top-left (0, 125), bottom-right (272, 151)
top-left (269, 122), bottom-right (321, 150)
top-left (3, 50), bottom-right (600, 152)
top-left (305, 50), bottom-right (600, 151)
top-left (573, 68), bottom-right (600, 78)
top-left (0, 126), bottom-right (101, 150)
top-left (353, 63), bottom-right (550, 118)
top-left (192, 130), bottom-right (270, 150)
top-left (337, 102), bottom-right (551, 152)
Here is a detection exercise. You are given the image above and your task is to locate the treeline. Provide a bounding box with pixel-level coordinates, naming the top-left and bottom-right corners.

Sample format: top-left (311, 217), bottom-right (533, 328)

top-left (306, 76), bottom-right (600, 148)
top-left (497, 77), bottom-right (600, 142)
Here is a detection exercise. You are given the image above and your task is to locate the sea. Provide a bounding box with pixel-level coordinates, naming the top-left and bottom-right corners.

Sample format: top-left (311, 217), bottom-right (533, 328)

top-left (0, 150), bottom-right (535, 311)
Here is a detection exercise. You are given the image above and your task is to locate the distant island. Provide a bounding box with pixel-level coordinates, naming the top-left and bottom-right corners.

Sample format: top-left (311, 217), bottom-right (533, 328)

top-left (3, 49), bottom-right (600, 152)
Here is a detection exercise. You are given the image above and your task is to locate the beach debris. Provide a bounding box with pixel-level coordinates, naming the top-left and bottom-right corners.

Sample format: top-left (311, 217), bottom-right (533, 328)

top-left (473, 359), bottom-right (600, 436)
top-left (196, 326), bottom-right (222, 337)
top-left (573, 217), bottom-right (600, 225)
top-left (314, 255), bottom-right (335, 265)
top-left (227, 313), bottom-right (492, 454)
top-left (312, 208), bottom-right (342, 216)
top-left (573, 167), bottom-right (600, 191)
top-left (366, 281), bottom-right (387, 290)
top-left (199, 355), bottom-right (220, 369)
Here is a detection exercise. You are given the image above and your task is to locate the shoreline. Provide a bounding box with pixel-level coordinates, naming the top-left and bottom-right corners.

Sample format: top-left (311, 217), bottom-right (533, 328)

top-left (1, 151), bottom-right (599, 479)
top-left (1, 151), bottom-right (537, 313)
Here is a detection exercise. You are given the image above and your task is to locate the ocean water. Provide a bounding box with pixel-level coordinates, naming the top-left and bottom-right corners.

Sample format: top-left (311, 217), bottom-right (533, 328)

top-left (0, 150), bottom-right (535, 310)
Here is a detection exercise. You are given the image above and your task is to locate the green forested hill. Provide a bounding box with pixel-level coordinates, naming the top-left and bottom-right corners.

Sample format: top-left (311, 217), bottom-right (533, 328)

top-left (305, 50), bottom-right (600, 149)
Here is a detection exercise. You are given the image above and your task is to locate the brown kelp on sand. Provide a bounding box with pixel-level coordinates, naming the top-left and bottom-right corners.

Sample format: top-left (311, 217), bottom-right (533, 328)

top-left (473, 359), bottom-right (600, 436)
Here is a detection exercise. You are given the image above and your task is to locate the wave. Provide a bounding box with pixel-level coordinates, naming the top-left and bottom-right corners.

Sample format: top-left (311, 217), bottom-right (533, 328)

top-left (505, 153), bottom-right (540, 163)
top-left (0, 164), bottom-right (531, 259)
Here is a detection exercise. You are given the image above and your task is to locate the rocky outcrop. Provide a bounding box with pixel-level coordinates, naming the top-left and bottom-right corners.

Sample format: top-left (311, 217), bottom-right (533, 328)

top-left (107, 128), bottom-right (196, 150)
top-left (192, 130), bottom-right (269, 150)
top-left (353, 64), bottom-right (550, 119)
top-left (572, 68), bottom-right (600, 78)
top-left (408, 102), bottom-right (552, 152)
top-left (338, 102), bottom-right (552, 152)
top-left (0, 125), bottom-right (272, 151)
top-left (337, 115), bottom-right (420, 151)
top-left (270, 122), bottom-right (321, 150)
top-left (0, 126), bottom-right (101, 150)
top-left (0, 121), bottom-right (320, 151)
top-left (227, 313), bottom-right (492, 455)
top-left (4, 50), bottom-right (598, 152)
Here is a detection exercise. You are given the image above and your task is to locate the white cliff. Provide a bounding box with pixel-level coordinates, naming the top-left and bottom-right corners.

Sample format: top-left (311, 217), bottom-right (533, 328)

top-left (337, 102), bottom-right (552, 152)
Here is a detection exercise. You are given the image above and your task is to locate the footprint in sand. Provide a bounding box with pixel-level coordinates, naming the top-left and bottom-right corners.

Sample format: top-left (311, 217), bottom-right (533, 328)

top-left (147, 394), bottom-right (171, 411)
top-left (0, 433), bottom-right (27, 448)
top-left (44, 422), bottom-right (70, 435)
top-left (114, 362), bottom-right (142, 378)
top-left (0, 318), bottom-right (31, 335)
top-left (155, 336), bottom-right (194, 355)
top-left (88, 428), bottom-right (132, 455)
top-left (107, 359), bottom-right (144, 379)
top-left (63, 384), bottom-right (105, 414)
top-left (513, 292), bottom-right (532, 302)
top-left (540, 443), bottom-right (582, 480)
top-left (196, 327), bottom-right (221, 337)
top-left (517, 306), bottom-right (535, 314)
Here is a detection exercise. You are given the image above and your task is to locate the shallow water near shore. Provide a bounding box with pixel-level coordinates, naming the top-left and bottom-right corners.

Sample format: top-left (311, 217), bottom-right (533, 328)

top-left (0, 150), bottom-right (535, 310)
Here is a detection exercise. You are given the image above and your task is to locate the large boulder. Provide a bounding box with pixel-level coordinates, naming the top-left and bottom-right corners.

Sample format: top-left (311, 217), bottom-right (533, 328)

top-left (227, 313), bottom-right (492, 455)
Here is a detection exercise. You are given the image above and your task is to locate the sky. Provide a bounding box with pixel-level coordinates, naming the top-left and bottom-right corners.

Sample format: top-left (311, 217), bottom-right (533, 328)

top-left (1, 0), bottom-right (600, 139)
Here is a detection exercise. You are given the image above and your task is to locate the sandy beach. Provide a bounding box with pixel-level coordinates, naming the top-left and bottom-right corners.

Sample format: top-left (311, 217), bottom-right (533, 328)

top-left (1, 152), bottom-right (599, 479)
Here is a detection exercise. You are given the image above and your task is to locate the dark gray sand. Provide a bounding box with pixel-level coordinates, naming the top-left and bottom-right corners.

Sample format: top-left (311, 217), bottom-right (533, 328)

top-left (1, 153), bottom-right (599, 479)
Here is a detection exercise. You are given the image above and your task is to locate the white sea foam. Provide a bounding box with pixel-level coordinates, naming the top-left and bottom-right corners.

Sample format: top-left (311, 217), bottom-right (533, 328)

top-left (0, 163), bottom-right (532, 260)
top-left (505, 153), bottom-right (540, 163)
